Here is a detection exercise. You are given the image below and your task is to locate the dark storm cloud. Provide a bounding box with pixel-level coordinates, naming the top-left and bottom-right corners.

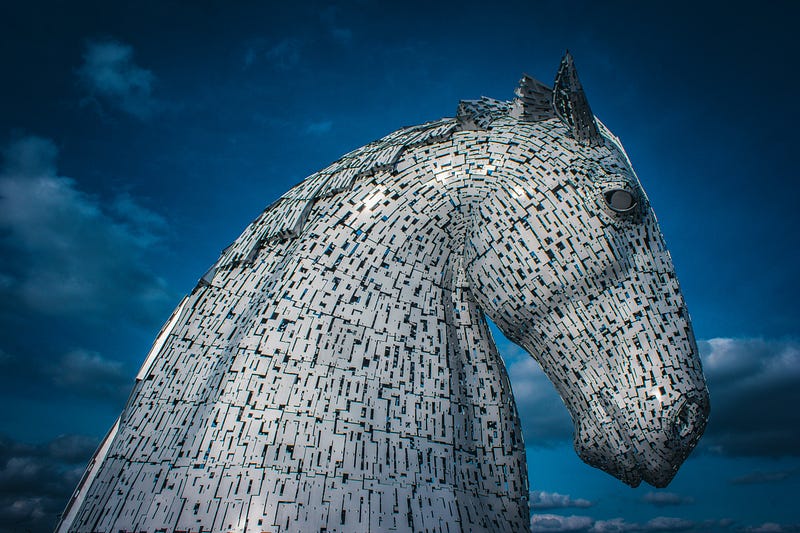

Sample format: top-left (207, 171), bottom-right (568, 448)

top-left (531, 490), bottom-right (593, 510)
top-left (0, 136), bottom-right (173, 325)
top-left (46, 350), bottom-right (131, 401)
top-left (77, 39), bottom-right (158, 120)
top-left (500, 341), bottom-right (574, 447)
top-left (730, 469), bottom-right (794, 485)
top-left (641, 491), bottom-right (694, 507)
top-left (699, 338), bottom-right (800, 457)
top-left (0, 434), bottom-right (98, 533)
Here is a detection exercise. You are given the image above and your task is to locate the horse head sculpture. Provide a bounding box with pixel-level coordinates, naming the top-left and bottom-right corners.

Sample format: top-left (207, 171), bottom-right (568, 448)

top-left (58, 53), bottom-right (709, 533)
top-left (464, 52), bottom-right (709, 489)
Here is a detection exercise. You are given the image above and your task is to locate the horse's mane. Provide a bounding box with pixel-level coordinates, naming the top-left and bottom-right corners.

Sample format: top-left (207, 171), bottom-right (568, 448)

top-left (205, 93), bottom-right (550, 278)
top-left (202, 67), bottom-right (619, 283)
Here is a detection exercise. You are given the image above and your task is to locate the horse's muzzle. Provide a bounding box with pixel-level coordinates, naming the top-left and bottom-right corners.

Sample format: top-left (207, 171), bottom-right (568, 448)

top-left (641, 391), bottom-right (710, 488)
top-left (574, 387), bottom-right (710, 489)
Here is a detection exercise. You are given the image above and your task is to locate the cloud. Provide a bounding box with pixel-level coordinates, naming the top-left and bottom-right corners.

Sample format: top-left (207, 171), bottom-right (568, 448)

top-left (46, 350), bottom-right (131, 401)
top-left (0, 434), bottom-right (99, 533)
top-left (304, 120), bottom-right (334, 135)
top-left (0, 136), bottom-right (173, 324)
top-left (266, 38), bottom-right (303, 70)
top-left (532, 513), bottom-right (594, 532)
top-left (77, 39), bottom-right (158, 119)
top-left (742, 524), bottom-right (800, 533)
top-left (699, 338), bottom-right (800, 457)
top-left (531, 490), bottom-right (593, 510)
top-left (729, 469), bottom-right (794, 485)
top-left (641, 492), bottom-right (694, 507)
top-left (530, 514), bottom-right (739, 533)
top-left (591, 516), bottom-right (708, 532)
top-left (500, 341), bottom-right (574, 446)
top-left (319, 6), bottom-right (353, 45)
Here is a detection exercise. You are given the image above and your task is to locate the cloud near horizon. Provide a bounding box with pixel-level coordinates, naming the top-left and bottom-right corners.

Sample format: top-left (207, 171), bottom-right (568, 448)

top-left (0, 434), bottom-right (99, 533)
top-left (530, 513), bottom-right (736, 532)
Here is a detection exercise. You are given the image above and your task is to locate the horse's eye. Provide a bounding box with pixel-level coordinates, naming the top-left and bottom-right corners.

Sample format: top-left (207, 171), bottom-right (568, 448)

top-left (604, 189), bottom-right (637, 213)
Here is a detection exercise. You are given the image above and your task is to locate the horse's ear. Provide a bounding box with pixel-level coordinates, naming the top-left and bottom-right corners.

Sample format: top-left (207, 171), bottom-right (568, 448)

top-left (553, 51), bottom-right (602, 145)
top-left (509, 74), bottom-right (554, 121)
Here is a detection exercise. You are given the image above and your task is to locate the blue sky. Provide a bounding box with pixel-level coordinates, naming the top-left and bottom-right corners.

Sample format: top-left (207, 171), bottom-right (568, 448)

top-left (0, 1), bottom-right (798, 532)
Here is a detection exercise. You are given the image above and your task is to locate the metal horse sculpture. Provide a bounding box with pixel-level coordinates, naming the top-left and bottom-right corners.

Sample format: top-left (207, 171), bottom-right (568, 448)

top-left (58, 53), bottom-right (709, 533)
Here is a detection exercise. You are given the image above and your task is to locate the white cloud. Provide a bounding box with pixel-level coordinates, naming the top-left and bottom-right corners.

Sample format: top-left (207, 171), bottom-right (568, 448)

top-left (532, 513), bottom-right (594, 532)
top-left (531, 490), bottom-right (593, 510)
top-left (0, 136), bottom-right (173, 324)
top-left (530, 514), bottom-right (739, 533)
top-left (590, 516), bottom-right (695, 532)
top-left (77, 39), bottom-right (158, 119)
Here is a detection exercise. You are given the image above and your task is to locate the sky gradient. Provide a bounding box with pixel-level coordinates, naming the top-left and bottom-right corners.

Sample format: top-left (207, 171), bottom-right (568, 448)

top-left (0, 1), bottom-right (798, 532)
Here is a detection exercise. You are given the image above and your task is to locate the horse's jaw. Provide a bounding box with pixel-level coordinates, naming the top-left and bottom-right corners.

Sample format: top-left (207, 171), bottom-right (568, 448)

top-left (513, 294), bottom-right (710, 489)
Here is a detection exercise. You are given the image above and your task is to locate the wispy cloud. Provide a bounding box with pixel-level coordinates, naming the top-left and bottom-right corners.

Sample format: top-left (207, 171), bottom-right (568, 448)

top-left (304, 120), bottom-right (334, 135)
top-left (46, 350), bottom-right (131, 401)
top-left (531, 513), bottom-right (594, 532)
top-left (591, 516), bottom-right (697, 532)
top-left (641, 491), bottom-right (695, 507)
top-left (0, 136), bottom-right (173, 324)
top-left (742, 523), bottom-right (800, 533)
top-left (530, 514), bottom-right (735, 532)
top-left (730, 469), bottom-right (794, 485)
top-left (531, 490), bottom-right (593, 510)
top-left (266, 38), bottom-right (303, 70)
top-left (77, 39), bottom-right (158, 120)
top-left (699, 338), bottom-right (800, 457)
top-left (319, 6), bottom-right (353, 45)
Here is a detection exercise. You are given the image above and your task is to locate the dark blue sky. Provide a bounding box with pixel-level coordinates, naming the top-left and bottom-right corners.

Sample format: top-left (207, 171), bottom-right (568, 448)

top-left (0, 1), bottom-right (798, 532)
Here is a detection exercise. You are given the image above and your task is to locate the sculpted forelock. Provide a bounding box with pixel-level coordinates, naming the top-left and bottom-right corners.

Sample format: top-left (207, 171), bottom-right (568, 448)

top-left (58, 55), bottom-right (709, 533)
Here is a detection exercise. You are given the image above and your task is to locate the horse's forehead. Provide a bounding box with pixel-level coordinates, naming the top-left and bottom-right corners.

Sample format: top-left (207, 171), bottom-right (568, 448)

top-left (487, 126), bottom-right (635, 188)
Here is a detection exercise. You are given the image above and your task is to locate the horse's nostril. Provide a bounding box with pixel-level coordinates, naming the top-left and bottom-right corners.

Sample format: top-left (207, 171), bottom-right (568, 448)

top-left (670, 396), bottom-right (708, 447)
top-left (675, 403), bottom-right (695, 439)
